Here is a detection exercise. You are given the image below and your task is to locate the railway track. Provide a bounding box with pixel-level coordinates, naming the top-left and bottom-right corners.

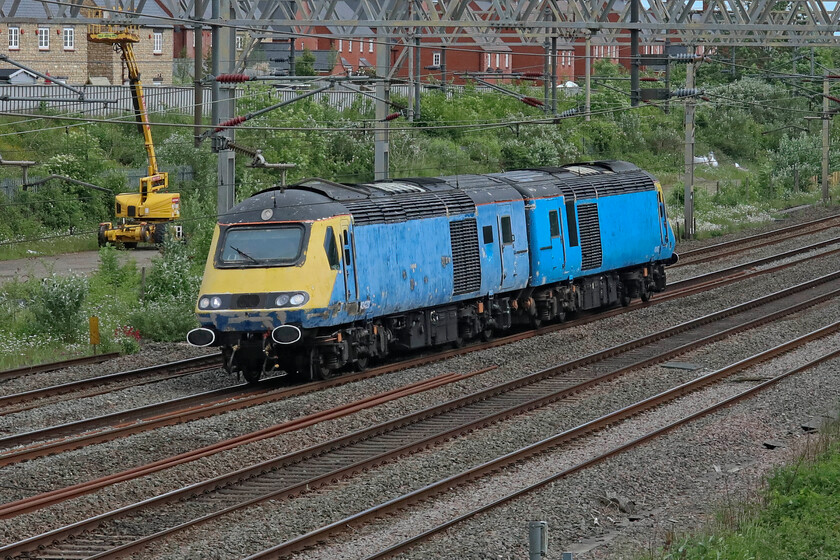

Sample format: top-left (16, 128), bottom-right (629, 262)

top-left (0, 355), bottom-right (222, 416)
top-left (3, 270), bottom-right (838, 559)
top-left (262, 325), bottom-right (840, 560)
top-left (671, 211), bottom-right (840, 268)
top-left (3, 235), bottom-right (838, 469)
top-left (0, 353), bottom-right (121, 384)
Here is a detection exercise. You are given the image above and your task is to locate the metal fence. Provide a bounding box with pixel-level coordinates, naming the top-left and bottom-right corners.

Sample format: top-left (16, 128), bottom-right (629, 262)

top-left (0, 85), bottom-right (217, 118)
top-left (0, 83), bottom-right (464, 117)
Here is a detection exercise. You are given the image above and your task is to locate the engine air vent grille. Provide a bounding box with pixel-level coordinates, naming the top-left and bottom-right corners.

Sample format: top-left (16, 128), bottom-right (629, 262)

top-left (554, 171), bottom-right (655, 200)
top-left (577, 203), bottom-right (603, 270)
top-left (437, 190), bottom-right (476, 215)
top-left (345, 190), bottom-right (474, 225)
top-left (449, 218), bottom-right (481, 295)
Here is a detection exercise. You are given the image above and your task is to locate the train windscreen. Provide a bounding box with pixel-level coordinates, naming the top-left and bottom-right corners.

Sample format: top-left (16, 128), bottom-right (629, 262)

top-left (218, 225), bottom-right (305, 266)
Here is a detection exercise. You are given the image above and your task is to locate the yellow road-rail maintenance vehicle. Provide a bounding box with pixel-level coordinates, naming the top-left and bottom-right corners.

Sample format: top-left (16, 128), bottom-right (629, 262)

top-left (89, 25), bottom-right (181, 248)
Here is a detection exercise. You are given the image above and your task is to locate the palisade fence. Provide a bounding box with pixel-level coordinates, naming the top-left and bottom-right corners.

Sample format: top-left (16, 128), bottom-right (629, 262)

top-left (0, 83), bottom-right (462, 118)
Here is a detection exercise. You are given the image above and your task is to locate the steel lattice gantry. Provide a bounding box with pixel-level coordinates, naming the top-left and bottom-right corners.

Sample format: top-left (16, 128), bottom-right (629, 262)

top-left (6, 0), bottom-right (840, 47)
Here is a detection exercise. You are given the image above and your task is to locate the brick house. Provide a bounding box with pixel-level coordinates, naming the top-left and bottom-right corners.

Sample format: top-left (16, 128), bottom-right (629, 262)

top-left (1, 1), bottom-right (174, 85)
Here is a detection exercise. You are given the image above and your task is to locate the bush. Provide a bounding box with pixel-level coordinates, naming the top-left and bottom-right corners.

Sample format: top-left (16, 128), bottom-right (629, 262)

top-left (143, 239), bottom-right (201, 302)
top-left (30, 273), bottom-right (88, 341)
top-left (129, 297), bottom-right (198, 342)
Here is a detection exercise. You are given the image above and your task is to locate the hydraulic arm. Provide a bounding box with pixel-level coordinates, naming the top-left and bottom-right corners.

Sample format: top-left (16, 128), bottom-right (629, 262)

top-left (88, 25), bottom-right (180, 248)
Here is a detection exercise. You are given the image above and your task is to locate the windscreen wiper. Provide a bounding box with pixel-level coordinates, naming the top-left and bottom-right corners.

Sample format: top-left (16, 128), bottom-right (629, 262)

top-left (229, 245), bottom-right (259, 264)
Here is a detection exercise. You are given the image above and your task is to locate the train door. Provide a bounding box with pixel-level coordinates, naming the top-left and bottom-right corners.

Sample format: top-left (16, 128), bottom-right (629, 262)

top-left (548, 206), bottom-right (565, 270)
top-left (497, 205), bottom-right (516, 291)
top-left (657, 188), bottom-right (670, 245)
top-left (339, 220), bottom-right (359, 303)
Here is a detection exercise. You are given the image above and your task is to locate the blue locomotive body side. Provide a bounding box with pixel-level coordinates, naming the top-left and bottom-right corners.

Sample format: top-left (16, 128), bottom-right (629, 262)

top-left (190, 161), bottom-right (678, 381)
top-left (352, 216), bottom-right (454, 319)
top-left (315, 197), bottom-right (531, 326)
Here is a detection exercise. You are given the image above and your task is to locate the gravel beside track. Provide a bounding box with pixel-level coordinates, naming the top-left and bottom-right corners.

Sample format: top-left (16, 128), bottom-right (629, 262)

top-left (129, 298), bottom-right (840, 559)
top-left (2, 205), bottom-right (839, 558)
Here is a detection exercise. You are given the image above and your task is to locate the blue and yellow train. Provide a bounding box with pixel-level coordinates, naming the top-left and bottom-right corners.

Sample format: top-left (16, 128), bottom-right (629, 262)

top-left (187, 161), bottom-right (678, 382)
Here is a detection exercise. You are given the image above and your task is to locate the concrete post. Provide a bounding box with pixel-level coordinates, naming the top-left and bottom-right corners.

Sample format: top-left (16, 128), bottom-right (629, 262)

top-left (585, 33), bottom-right (591, 121)
top-left (822, 72), bottom-right (830, 204)
top-left (684, 50), bottom-right (696, 239)
top-left (374, 27), bottom-right (390, 180)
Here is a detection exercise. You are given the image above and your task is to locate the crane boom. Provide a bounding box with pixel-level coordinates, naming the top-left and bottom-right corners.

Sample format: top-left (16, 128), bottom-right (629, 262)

top-left (88, 25), bottom-right (180, 248)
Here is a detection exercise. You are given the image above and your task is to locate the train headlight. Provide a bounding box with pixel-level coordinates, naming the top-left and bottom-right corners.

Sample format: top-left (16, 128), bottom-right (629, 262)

top-left (275, 294), bottom-right (290, 307)
top-left (198, 297), bottom-right (210, 309)
top-left (289, 292), bottom-right (307, 306)
top-left (210, 296), bottom-right (223, 309)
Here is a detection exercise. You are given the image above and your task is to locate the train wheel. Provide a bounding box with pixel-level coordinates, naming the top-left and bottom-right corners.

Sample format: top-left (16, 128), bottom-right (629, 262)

top-left (480, 327), bottom-right (494, 342)
top-left (353, 356), bottom-right (369, 372)
top-left (309, 347), bottom-right (337, 380)
top-left (242, 369), bottom-right (262, 384)
top-left (640, 284), bottom-right (652, 302)
top-left (619, 284), bottom-right (631, 307)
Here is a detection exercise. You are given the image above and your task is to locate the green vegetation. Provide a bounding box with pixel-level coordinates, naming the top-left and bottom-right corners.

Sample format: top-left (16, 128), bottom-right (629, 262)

top-left (0, 243), bottom-right (201, 369)
top-left (646, 421), bottom-right (840, 560)
top-left (1, 51), bottom-right (840, 365)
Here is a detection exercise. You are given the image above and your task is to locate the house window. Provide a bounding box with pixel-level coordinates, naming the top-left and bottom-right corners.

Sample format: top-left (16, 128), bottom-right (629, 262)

top-left (338, 39), bottom-right (343, 52)
top-left (432, 52), bottom-right (441, 66)
top-left (486, 53), bottom-right (491, 68)
top-left (8, 27), bottom-right (20, 50)
top-left (235, 35), bottom-right (243, 50)
top-left (348, 39), bottom-right (352, 52)
top-left (38, 27), bottom-right (49, 50)
top-left (368, 39), bottom-right (373, 52)
top-left (153, 32), bottom-right (163, 54)
top-left (495, 53), bottom-right (500, 67)
top-left (505, 54), bottom-right (509, 67)
top-left (63, 27), bottom-right (74, 50)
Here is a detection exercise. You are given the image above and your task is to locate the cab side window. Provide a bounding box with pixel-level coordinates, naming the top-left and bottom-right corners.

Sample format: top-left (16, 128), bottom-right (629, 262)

top-left (324, 227), bottom-right (340, 269)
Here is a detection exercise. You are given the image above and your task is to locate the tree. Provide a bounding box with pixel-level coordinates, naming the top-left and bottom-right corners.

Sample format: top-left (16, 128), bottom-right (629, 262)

top-left (295, 48), bottom-right (316, 76)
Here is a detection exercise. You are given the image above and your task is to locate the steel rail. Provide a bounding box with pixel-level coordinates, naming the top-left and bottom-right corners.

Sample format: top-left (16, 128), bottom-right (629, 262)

top-left (6, 268), bottom-right (837, 514)
top-left (0, 354), bottom-right (221, 412)
top-left (675, 212), bottom-right (840, 260)
top-left (4, 272), bottom-right (839, 558)
top-left (256, 323), bottom-right (840, 560)
top-left (1, 235), bottom-right (837, 470)
top-left (0, 353), bottom-right (120, 383)
top-left (672, 221), bottom-right (840, 268)
top-left (0, 368), bottom-right (494, 521)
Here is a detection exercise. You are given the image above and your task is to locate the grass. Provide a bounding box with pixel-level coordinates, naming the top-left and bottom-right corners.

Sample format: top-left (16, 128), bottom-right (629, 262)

top-left (663, 163), bottom-right (840, 241)
top-left (644, 418), bottom-right (840, 560)
top-left (0, 234), bottom-right (97, 261)
top-left (0, 335), bottom-right (97, 371)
